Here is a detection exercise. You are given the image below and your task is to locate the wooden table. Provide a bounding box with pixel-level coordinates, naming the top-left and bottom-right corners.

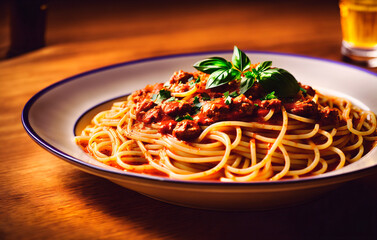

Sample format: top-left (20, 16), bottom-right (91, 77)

top-left (1, 0), bottom-right (377, 239)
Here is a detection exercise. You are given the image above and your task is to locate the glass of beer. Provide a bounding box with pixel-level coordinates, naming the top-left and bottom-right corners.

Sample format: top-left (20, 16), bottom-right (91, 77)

top-left (339, 0), bottom-right (377, 67)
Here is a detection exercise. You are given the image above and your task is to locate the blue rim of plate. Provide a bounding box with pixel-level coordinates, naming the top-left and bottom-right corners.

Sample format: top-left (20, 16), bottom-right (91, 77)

top-left (21, 50), bottom-right (377, 187)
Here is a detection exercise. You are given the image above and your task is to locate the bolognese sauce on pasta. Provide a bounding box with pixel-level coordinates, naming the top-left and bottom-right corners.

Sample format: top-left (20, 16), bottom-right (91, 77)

top-left (75, 47), bottom-right (377, 181)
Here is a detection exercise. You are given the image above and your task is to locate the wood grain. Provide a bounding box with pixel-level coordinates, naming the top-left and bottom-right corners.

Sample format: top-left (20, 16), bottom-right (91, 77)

top-left (1, 0), bottom-right (377, 239)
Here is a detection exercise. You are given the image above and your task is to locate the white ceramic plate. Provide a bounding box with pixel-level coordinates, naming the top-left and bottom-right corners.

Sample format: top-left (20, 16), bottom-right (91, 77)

top-left (22, 51), bottom-right (377, 210)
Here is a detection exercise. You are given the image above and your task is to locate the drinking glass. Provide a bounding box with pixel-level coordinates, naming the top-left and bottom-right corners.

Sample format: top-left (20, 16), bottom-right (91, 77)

top-left (339, 0), bottom-right (377, 67)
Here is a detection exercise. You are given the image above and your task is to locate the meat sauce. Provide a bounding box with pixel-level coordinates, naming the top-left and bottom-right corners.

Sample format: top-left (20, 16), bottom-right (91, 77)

top-left (130, 70), bottom-right (341, 141)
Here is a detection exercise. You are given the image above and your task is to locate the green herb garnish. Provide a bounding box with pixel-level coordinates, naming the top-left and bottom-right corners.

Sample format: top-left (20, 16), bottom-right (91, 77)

top-left (229, 91), bottom-right (239, 98)
top-left (151, 89), bottom-right (172, 104)
top-left (193, 96), bottom-right (201, 106)
top-left (175, 114), bottom-right (194, 122)
top-left (188, 76), bottom-right (201, 87)
top-left (200, 93), bottom-right (211, 101)
top-left (192, 96), bottom-right (203, 114)
top-left (300, 87), bottom-right (307, 96)
top-left (262, 91), bottom-right (278, 100)
top-left (165, 96), bottom-right (176, 102)
top-left (223, 91), bottom-right (239, 105)
top-left (223, 91), bottom-right (232, 105)
top-left (193, 46), bottom-right (300, 98)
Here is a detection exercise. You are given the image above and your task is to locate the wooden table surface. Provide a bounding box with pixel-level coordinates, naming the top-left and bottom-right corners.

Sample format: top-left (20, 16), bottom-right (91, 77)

top-left (1, 0), bottom-right (377, 239)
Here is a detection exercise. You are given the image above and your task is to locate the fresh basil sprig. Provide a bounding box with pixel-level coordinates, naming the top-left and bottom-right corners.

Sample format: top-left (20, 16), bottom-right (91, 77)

top-left (206, 68), bottom-right (240, 89)
top-left (240, 72), bottom-right (255, 95)
top-left (239, 61), bottom-right (272, 94)
top-left (193, 46), bottom-right (300, 98)
top-left (232, 46), bottom-right (251, 72)
top-left (193, 57), bottom-right (231, 74)
top-left (193, 46), bottom-right (243, 89)
top-left (259, 68), bottom-right (300, 97)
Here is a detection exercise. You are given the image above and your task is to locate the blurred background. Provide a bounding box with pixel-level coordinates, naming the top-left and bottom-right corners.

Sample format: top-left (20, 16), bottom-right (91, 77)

top-left (0, 0), bottom-right (341, 61)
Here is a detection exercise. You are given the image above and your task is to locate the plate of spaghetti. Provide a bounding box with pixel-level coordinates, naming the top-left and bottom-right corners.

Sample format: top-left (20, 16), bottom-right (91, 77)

top-left (23, 47), bottom-right (377, 210)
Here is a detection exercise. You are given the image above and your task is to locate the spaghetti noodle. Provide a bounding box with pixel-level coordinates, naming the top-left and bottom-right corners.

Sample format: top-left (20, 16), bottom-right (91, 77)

top-left (75, 49), bottom-right (377, 181)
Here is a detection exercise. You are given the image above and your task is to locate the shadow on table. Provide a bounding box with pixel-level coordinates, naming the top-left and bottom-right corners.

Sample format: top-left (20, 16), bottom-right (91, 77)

top-left (68, 171), bottom-right (377, 240)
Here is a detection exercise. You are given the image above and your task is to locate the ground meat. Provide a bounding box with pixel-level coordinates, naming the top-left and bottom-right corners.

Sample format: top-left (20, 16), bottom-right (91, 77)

top-left (171, 83), bottom-right (191, 93)
top-left (244, 82), bottom-right (264, 99)
top-left (318, 107), bottom-right (340, 126)
top-left (260, 99), bottom-right (282, 111)
top-left (301, 84), bottom-right (316, 96)
top-left (158, 120), bottom-right (177, 134)
top-left (130, 83), bottom-right (164, 103)
top-left (284, 99), bottom-right (318, 117)
top-left (197, 91), bottom-right (223, 99)
top-left (231, 95), bottom-right (255, 118)
top-left (151, 83), bottom-right (164, 93)
top-left (136, 99), bottom-right (154, 113)
top-left (168, 70), bottom-right (194, 85)
top-left (161, 101), bottom-right (192, 117)
top-left (199, 98), bottom-right (230, 124)
top-left (256, 99), bottom-right (282, 118)
top-left (135, 99), bottom-right (156, 121)
top-left (142, 107), bottom-right (162, 123)
top-left (172, 120), bottom-right (201, 141)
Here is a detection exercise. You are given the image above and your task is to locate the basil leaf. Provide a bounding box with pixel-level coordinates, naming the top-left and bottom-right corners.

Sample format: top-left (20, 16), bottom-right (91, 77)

top-left (240, 76), bottom-right (255, 94)
top-left (256, 61), bottom-right (272, 72)
top-left (259, 68), bottom-right (300, 98)
top-left (206, 68), bottom-right (239, 89)
top-left (193, 57), bottom-right (232, 74)
top-left (232, 46), bottom-right (251, 72)
top-left (244, 71), bottom-right (254, 78)
top-left (251, 68), bottom-right (260, 81)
